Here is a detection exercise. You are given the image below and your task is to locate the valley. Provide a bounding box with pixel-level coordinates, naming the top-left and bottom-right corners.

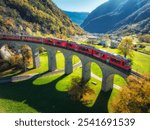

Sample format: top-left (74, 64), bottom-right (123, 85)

top-left (0, 0), bottom-right (150, 113)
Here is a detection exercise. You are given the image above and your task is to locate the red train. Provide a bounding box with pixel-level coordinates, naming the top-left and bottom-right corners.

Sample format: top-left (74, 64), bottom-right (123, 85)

top-left (0, 34), bottom-right (131, 71)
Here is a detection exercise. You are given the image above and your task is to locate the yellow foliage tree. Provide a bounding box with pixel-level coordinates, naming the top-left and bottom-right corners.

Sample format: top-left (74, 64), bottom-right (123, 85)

top-left (4, 18), bottom-right (15, 28)
top-left (20, 45), bottom-right (32, 71)
top-left (111, 75), bottom-right (150, 113)
top-left (118, 36), bottom-right (134, 58)
top-left (26, 27), bottom-right (32, 35)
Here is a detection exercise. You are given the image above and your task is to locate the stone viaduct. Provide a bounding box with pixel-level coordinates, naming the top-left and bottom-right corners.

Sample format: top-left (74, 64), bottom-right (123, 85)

top-left (0, 40), bottom-right (130, 92)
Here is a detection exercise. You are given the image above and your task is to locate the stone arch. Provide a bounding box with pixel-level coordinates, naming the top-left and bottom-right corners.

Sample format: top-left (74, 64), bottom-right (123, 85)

top-left (64, 54), bottom-right (83, 78)
top-left (101, 73), bottom-right (127, 92)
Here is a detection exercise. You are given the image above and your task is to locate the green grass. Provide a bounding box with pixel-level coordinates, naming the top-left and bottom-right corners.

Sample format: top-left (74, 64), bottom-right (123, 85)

top-left (56, 51), bottom-right (65, 69)
top-left (114, 75), bottom-right (127, 87)
top-left (0, 99), bottom-right (37, 113)
top-left (33, 68), bottom-right (102, 107)
top-left (91, 62), bottom-right (103, 77)
top-left (24, 53), bottom-right (49, 74)
top-left (108, 88), bottom-right (120, 112)
top-left (0, 62), bottom-right (122, 113)
top-left (132, 51), bottom-right (150, 74)
top-left (0, 67), bottom-right (104, 112)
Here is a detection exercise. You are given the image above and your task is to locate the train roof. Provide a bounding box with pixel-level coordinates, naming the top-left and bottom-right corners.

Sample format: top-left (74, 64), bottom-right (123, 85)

top-left (94, 48), bottom-right (131, 62)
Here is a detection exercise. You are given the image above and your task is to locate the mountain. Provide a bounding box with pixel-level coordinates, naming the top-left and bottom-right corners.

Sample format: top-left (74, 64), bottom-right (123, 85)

top-left (0, 0), bottom-right (84, 38)
top-left (63, 11), bottom-right (89, 25)
top-left (81, 0), bottom-right (150, 34)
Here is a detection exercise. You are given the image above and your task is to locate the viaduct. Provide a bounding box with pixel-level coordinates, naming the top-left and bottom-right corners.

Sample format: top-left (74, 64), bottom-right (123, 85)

top-left (0, 39), bottom-right (130, 92)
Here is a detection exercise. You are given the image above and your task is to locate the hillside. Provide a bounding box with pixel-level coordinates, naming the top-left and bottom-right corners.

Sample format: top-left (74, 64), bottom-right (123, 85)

top-left (81, 0), bottom-right (150, 34)
top-left (63, 11), bottom-right (89, 25)
top-left (0, 0), bottom-right (84, 38)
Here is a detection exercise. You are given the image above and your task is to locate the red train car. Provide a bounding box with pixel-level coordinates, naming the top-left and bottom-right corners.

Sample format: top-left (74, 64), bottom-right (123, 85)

top-left (92, 49), bottom-right (131, 70)
top-left (93, 49), bottom-right (107, 61)
top-left (66, 42), bottom-right (78, 50)
top-left (44, 38), bottom-right (54, 45)
top-left (0, 34), bottom-right (20, 41)
top-left (77, 44), bottom-right (93, 55)
top-left (21, 36), bottom-right (43, 43)
top-left (109, 54), bottom-right (131, 70)
top-left (51, 39), bottom-right (67, 48)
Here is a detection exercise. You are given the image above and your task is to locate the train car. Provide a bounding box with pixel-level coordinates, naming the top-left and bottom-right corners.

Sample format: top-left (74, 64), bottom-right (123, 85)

top-left (21, 36), bottom-right (43, 43)
top-left (0, 34), bottom-right (21, 41)
top-left (92, 48), bottom-right (131, 70)
top-left (77, 44), bottom-right (93, 55)
top-left (92, 49), bottom-right (107, 61)
top-left (44, 38), bottom-right (54, 45)
top-left (109, 54), bottom-right (131, 70)
top-left (66, 42), bottom-right (79, 50)
top-left (52, 39), bottom-right (68, 48)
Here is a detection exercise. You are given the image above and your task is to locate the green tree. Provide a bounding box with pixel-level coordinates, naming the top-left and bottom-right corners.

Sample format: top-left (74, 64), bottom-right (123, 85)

top-left (111, 75), bottom-right (150, 113)
top-left (118, 36), bottom-right (134, 58)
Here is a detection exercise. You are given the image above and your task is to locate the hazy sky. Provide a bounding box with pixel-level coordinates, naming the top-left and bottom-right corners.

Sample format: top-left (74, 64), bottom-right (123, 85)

top-left (52, 0), bottom-right (108, 12)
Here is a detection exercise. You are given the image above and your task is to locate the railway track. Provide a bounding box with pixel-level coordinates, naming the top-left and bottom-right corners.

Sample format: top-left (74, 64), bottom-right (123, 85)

top-left (131, 70), bottom-right (149, 80)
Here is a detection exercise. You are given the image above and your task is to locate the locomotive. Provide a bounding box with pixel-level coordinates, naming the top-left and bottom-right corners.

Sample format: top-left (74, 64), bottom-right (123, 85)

top-left (0, 34), bottom-right (131, 71)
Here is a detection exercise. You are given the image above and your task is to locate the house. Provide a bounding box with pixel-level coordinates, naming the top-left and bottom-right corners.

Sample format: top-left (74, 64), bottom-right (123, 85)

top-left (99, 40), bottom-right (110, 47)
top-left (87, 35), bottom-right (98, 44)
top-left (110, 40), bottom-right (120, 48)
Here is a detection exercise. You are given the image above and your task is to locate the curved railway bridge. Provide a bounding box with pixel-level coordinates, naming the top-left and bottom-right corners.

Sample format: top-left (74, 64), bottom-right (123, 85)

top-left (0, 36), bottom-right (134, 92)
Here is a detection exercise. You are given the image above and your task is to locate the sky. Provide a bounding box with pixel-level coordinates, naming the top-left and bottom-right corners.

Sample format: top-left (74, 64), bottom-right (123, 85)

top-left (52, 0), bottom-right (108, 12)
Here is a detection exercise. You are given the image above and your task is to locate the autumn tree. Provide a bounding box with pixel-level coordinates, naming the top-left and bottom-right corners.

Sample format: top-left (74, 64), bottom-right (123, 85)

top-left (118, 36), bottom-right (134, 58)
top-left (20, 45), bottom-right (32, 72)
top-left (38, 47), bottom-right (46, 54)
top-left (68, 77), bottom-right (95, 106)
top-left (111, 75), bottom-right (150, 113)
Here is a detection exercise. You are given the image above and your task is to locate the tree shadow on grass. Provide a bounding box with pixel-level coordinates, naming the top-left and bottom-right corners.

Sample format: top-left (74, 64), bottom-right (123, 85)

top-left (0, 74), bottom-right (91, 113)
top-left (91, 90), bottom-right (113, 113)
top-left (0, 73), bottom-right (112, 113)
